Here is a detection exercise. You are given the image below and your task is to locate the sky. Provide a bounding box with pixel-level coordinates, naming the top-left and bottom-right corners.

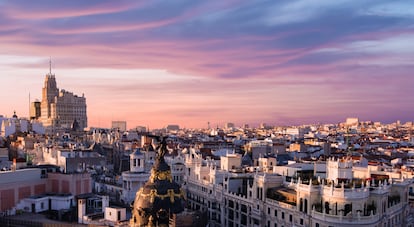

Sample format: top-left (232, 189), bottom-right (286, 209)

top-left (0, 0), bottom-right (413, 129)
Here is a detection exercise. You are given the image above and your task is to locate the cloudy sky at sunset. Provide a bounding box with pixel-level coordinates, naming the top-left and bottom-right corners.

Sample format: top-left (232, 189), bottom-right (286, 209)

top-left (0, 0), bottom-right (413, 129)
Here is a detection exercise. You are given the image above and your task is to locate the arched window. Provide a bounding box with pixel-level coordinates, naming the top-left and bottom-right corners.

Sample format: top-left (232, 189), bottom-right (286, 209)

top-left (325, 202), bottom-right (330, 214)
top-left (304, 199), bottom-right (308, 213)
top-left (344, 204), bottom-right (352, 216)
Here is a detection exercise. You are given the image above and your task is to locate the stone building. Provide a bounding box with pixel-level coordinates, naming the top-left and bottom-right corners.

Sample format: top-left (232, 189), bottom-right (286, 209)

top-left (184, 150), bottom-right (413, 227)
top-left (40, 72), bottom-right (87, 131)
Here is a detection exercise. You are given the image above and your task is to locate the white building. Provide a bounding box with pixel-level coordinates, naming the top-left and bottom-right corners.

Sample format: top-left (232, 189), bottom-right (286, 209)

top-left (1, 118), bottom-right (16, 137)
top-left (15, 194), bottom-right (74, 213)
top-left (184, 149), bottom-right (413, 227)
top-left (346, 118), bottom-right (359, 126)
top-left (77, 194), bottom-right (109, 224)
top-left (165, 153), bottom-right (186, 186)
top-left (42, 145), bottom-right (105, 174)
top-left (0, 112), bottom-right (27, 137)
top-left (285, 127), bottom-right (309, 140)
top-left (121, 149), bottom-right (150, 205)
top-left (105, 206), bottom-right (127, 223)
top-left (246, 139), bottom-right (273, 161)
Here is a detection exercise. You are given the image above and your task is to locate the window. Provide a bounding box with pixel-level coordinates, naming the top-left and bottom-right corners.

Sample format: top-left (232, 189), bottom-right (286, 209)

top-left (274, 210), bottom-right (277, 217)
top-left (289, 214), bottom-right (292, 222)
top-left (300, 219), bottom-right (303, 225)
top-left (241, 214), bottom-right (247, 225)
top-left (325, 202), bottom-right (330, 214)
top-left (316, 223), bottom-right (319, 227)
top-left (304, 199), bottom-right (308, 213)
top-left (282, 212), bottom-right (284, 219)
top-left (241, 204), bottom-right (247, 213)
top-left (344, 204), bottom-right (352, 216)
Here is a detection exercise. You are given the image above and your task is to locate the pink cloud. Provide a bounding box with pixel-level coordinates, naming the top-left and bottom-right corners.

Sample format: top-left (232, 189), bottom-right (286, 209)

top-left (0, 1), bottom-right (413, 128)
top-left (3, 1), bottom-right (144, 20)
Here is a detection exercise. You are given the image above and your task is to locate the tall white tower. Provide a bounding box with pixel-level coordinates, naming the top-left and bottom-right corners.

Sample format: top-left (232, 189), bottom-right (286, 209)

top-left (130, 148), bottom-right (145, 173)
top-left (121, 148), bottom-right (150, 204)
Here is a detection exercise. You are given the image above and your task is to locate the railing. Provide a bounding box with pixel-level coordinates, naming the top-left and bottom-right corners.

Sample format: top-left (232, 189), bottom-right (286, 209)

top-left (387, 202), bottom-right (403, 214)
top-left (266, 198), bottom-right (296, 210)
top-left (321, 186), bottom-right (370, 199)
top-left (296, 183), bottom-right (320, 192)
top-left (250, 208), bottom-right (261, 217)
top-left (311, 209), bottom-right (380, 224)
top-left (225, 191), bottom-right (251, 204)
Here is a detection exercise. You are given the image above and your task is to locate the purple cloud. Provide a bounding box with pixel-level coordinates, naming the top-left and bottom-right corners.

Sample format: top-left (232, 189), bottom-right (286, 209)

top-left (0, 0), bottom-right (413, 127)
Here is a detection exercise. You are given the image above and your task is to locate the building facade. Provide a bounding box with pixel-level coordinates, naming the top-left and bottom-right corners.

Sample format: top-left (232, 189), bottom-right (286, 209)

top-left (40, 74), bottom-right (87, 130)
top-left (112, 121), bottom-right (127, 131)
top-left (29, 100), bottom-right (41, 120)
top-left (184, 150), bottom-right (413, 227)
top-left (121, 149), bottom-right (150, 205)
top-left (0, 168), bottom-right (91, 215)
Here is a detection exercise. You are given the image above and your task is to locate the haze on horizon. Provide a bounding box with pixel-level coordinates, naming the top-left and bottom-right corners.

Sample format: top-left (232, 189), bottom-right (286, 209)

top-left (0, 0), bottom-right (413, 129)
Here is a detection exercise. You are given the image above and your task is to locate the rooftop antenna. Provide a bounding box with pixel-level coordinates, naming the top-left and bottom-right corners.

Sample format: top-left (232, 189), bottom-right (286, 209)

top-left (29, 92), bottom-right (31, 119)
top-left (49, 57), bottom-right (52, 75)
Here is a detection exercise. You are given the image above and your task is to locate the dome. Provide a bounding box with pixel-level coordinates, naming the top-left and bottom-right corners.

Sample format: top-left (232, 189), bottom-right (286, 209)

top-left (130, 137), bottom-right (185, 226)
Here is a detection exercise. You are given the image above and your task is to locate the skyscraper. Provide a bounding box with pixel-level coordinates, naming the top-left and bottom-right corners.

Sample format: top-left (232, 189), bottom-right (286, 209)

top-left (40, 71), bottom-right (87, 130)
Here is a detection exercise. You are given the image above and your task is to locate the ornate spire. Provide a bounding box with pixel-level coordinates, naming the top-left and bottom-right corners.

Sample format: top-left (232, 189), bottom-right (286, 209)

top-left (130, 135), bottom-right (184, 227)
top-left (49, 57), bottom-right (52, 75)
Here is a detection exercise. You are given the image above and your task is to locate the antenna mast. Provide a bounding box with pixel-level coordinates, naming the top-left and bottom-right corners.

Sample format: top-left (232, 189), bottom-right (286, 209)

top-left (49, 57), bottom-right (52, 75)
top-left (29, 92), bottom-right (31, 119)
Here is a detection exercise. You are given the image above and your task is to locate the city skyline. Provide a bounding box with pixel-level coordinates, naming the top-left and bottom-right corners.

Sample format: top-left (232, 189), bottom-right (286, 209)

top-left (0, 1), bottom-right (413, 129)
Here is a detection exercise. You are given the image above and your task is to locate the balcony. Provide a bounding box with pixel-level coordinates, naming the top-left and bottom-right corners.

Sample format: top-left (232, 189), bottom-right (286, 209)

top-left (321, 185), bottom-right (370, 199)
top-left (387, 202), bottom-right (403, 215)
top-left (311, 209), bottom-right (380, 224)
top-left (250, 207), bottom-right (261, 218)
top-left (266, 198), bottom-right (296, 210)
